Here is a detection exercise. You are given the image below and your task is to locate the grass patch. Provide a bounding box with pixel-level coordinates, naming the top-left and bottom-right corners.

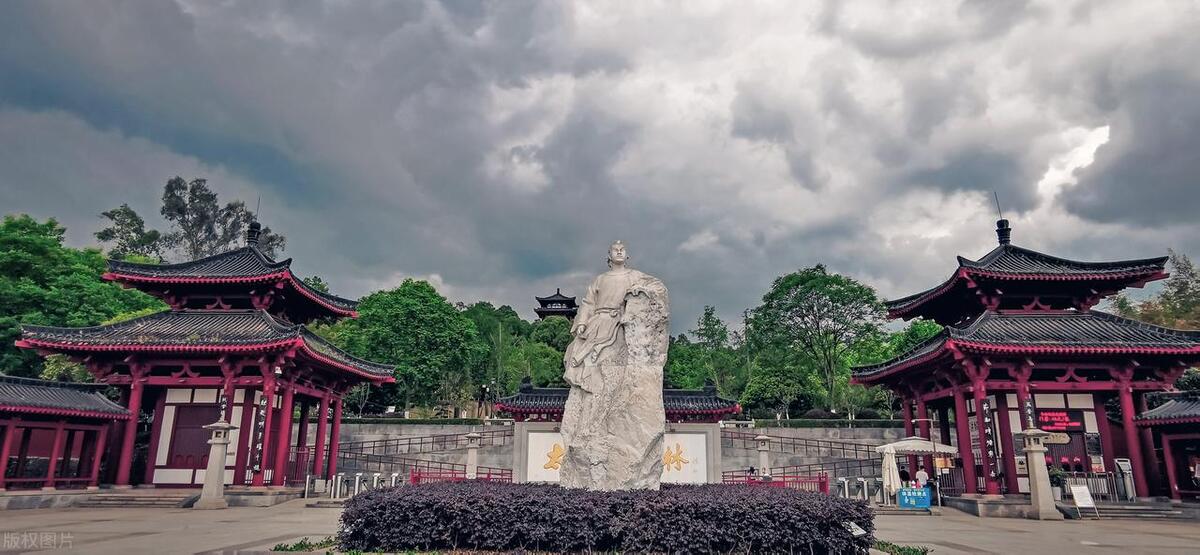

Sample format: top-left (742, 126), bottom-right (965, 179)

top-left (875, 539), bottom-right (933, 554)
top-left (271, 536), bottom-right (336, 552)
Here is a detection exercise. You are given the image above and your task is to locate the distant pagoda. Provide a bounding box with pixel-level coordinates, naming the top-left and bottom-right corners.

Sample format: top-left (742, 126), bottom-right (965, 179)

top-left (853, 220), bottom-right (1200, 499)
top-left (17, 222), bottom-right (393, 489)
top-left (534, 289), bottom-right (578, 320)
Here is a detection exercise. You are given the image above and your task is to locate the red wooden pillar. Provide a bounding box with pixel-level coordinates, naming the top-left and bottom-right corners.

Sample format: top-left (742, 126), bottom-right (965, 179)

top-left (901, 397), bottom-right (918, 472)
top-left (0, 420), bottom-right (16, 491)
top-left (327, 396), bottom-right (343, 478)
top-left (61, 429), bottom-right (76, 480)
top-left (295, 399), bottom-right (311, 475)
top-left (43, 421), bottom-right (66, 490)
top-left (312, 394), bottom-right (330, 478)
top-left (995, 394), bottom-right (1020, 494)
top-left (1135, 393), bottom-right (1162, 494)
top-left (953, 388), bottom-right (978, 494)
top-left (88, 425), bottom-right (109, 488)
top-left (271, 384), bottom-right (295, 486)
top-left (1093, 394), bottom-right (1118, 473)
top-left (916, 397), bottom-right (933, 472)
top-left (972, 382), bottom-right (1000, 495)
top-left (115, 373), bottom-right (146, 487)
top-left (144, 391), bottom-right (166, 485)
top-left (1160, 434), bottom-right (1181, 501)
top-left (252, 379), bottom-right (277, 487)
top-left (1117, 380), bottom-right (1150, 497)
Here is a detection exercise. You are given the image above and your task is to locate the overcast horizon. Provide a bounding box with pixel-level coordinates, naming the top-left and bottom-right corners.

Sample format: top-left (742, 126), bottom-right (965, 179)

top-left (2, 1), bottom-right (1198, 332)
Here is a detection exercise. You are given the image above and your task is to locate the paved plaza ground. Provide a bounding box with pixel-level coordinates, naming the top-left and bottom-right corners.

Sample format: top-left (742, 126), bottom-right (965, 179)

top-left (0, 500), bottom-right (1197, 554)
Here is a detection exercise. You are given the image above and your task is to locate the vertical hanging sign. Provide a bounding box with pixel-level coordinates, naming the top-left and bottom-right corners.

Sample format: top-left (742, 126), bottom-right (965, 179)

top-left (252, 396), bottom-right (267, 473)
top-left (981, 399), bottom-right (998, 478)
top-left (1022, 397), bottom-right (1036, 429)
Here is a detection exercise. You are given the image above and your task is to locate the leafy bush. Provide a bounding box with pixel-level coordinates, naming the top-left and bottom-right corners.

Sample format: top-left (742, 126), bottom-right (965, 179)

top-left (339, 482), bottom-right (874, 554)
top-left (876, 540), bottom-right (933, 554)
top-left (802, 408), bottom-right (836, 419)
top-left (855, 408), bottom-right (882, 420)
top-left (271, 536), bottom-right (335, 551)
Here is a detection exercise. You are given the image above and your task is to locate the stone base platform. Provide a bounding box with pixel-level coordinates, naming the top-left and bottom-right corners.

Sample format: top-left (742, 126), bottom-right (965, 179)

top-left (1, 486), bottom-right (303, 510)
top-left (225, 486), bottom-right (304, 507)
top-left (943, 494), bottom-right (1044, 518)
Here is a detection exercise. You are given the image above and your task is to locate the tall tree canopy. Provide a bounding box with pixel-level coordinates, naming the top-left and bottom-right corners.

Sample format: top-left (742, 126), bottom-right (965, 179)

top-left (96, 177), bottom-right (286, 261)
top-left (747, 265), bottom-right (886, 411)
top-left (336, 279), bottom-right (486, 409)
top-left (1111, 250), bottom-right (1199, 391)
top-left (0, 215), bottom-right (164, 377)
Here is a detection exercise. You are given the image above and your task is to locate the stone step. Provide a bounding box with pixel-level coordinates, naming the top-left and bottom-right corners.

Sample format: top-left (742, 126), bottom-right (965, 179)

top-left (76, 494), bottom-right (193, 508)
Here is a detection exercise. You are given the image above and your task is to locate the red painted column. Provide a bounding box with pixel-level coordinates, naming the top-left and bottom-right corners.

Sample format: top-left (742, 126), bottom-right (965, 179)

top-left (1118, 381), bottom-right (1150, 497)
top-left (916, 397), bottom-right (933, 472)
top-left (312, 394), bottom-right (330, 478)
top-left (0, 420), bottom-right (17, 491)
top-left (144, 391), bottom-right (166, 485)
top-left (271, 384), bottom-right (295, 486)
top-left (88, 425), bottom-right (108, 488)
top-left (953, 388), bottom-right (978, 494)
top-left (972, 382), bottom-right (1001, 495)
top-left (1136, 393), bottom-right (1162, 495)
top-left (901, 397), bottom-right (918, 472)
top-left (43, 421), bottom-right (66, 490)
top-left (995, 394), bottom-right (1019, 494)
top-left (252, 379), bottom-right (276, 487)
top-left (1094, 394), bottom-right (1118, 473)
top-left (114, 376), bottom-right (145, 487)
top-left (1160, 435), bottom-right (1181, 501)
top-left (327, 397), bottom-right (343, 478)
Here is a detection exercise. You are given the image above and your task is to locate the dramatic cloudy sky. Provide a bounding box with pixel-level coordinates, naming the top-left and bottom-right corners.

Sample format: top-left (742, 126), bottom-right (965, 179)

top-left (2, 0), bottom-right (1198, 332)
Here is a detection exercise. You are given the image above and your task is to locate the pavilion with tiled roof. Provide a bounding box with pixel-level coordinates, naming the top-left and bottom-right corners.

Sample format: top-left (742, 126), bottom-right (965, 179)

top-left (103, 224), bottom-right (358, 322)
top-left (16, 223), bottom-right (393, 490)
top-left (534, 289), bottom-right (578, 320)
top-left (1136, 391), bottom-right (1200, 502)
top-left (0, 375), bottom-right (129, 491)
top-left (854, 220), bottom-right (1200, 500)
top-left (496, 377), bottom-right (741, 423)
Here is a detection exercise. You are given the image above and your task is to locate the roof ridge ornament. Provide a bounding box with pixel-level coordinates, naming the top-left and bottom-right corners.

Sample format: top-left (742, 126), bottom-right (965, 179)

top-left (246, 221), bottom-right (262, 246)
top-left (996, 219), bottom-right (1011, 245)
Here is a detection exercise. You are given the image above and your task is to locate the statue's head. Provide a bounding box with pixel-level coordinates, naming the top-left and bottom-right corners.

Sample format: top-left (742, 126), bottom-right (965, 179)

top-left (607, 240), bottom-right (628, 268)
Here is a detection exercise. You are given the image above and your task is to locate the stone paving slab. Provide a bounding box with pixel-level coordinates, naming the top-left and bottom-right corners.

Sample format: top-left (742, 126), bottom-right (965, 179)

top-left (1, 500), bottom-right (1198, 554)
top-left (875, 507), bottom-right (1200, 554)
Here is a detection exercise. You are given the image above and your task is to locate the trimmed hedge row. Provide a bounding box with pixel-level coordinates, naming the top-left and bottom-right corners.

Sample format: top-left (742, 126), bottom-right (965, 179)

top-left (339, 482), bottom-right (874, 554)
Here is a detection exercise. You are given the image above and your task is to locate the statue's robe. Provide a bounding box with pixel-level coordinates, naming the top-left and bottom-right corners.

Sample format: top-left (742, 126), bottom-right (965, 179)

top-left (560, 268), bottom-right (669, 490)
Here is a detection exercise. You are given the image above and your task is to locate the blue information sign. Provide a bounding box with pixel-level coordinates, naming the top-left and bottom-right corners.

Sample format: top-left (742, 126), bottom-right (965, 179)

top-left (898, 487), bottom-right (931, 509)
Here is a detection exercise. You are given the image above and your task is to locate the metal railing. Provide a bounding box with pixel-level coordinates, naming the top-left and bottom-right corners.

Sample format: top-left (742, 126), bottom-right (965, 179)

top-left (722, 472), bottom-right (829, 494)
top-left (1062, 471), bottom-right (1121, 503)
top-left (720, 457), bottom-right (881, 484)
top-left (720, 430), bottom-right (879, 460)
top-left (409, 469), bottom-right (513, 484)
top-left (337, 428), bottom-right (514, 456)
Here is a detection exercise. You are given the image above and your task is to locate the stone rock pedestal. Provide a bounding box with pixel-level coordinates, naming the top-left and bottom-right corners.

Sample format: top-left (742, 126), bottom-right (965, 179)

top-left (1017, 428), bottom-right (1064, 520)
top-left (194, 418), bottom-right (237, 510)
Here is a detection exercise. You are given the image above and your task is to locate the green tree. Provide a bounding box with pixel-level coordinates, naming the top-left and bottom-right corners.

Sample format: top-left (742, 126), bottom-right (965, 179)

top-left (665, 335), bottom-right (709, 389)
top-left (691, 306), bottom-right (740, 395)
top-left (0, 215), bottom-right (164, 377)
top-left (748, 265), bottom-right (885, 410)
top-left (94, 204), bottom-right (164, 260)
top-left (338, 279), bottom-right (485, 409)
top-left (531, 316), bottom-right (573, 352)
top-left (302, 275), bottom-right (330, 293)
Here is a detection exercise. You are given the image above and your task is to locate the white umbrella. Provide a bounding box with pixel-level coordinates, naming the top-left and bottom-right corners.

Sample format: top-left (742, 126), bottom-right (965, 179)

top-left (874, 436), bottom-right (957, 456)
top-left (880, 445), bottom-right (902, 504)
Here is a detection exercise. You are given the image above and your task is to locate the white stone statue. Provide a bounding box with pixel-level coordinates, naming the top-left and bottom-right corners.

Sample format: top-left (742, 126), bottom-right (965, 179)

top-left (560, 240), bottom-right (668, 490)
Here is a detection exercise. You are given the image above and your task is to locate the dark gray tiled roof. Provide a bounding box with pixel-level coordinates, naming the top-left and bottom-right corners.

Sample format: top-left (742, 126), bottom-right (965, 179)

top-left (20, 310), bottom-right (394, 378)
top-left (106, 247), bottom-right (358, 313)
top-left (1137, 391), bottom-right (1200, 424)
top-left (0, 374), bottom-right (128, 418)
top-left (21, 310), bottom-right (297, 346)
top-left (496, 380), bottom-right (739, 415)
top-left (886, 244), bottom-right (1167, 313)
top-left (854, 310), bottom-right (1200, 379)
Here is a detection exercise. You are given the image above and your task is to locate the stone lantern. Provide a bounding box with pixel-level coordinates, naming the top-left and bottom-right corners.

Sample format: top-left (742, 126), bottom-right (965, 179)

top-left (1016, 428), bottom-right (1064, 520)
top-left (755, 434), bottom-right (772, 479)
top-left (465, 432), bottom-right (482, 479)
top-left (194, 418), bottom-right (238, 510)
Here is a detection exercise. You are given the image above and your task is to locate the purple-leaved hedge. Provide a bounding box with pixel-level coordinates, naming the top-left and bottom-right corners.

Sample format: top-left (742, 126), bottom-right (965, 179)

top-left (338, 482), bottom-right (874, 554)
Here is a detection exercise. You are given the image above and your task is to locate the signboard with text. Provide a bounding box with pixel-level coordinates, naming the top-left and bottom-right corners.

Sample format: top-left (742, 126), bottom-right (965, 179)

top-left (1036, 409), bottom-right (1085, 432)
top-left (898, 487), bottom-right (932, 509)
